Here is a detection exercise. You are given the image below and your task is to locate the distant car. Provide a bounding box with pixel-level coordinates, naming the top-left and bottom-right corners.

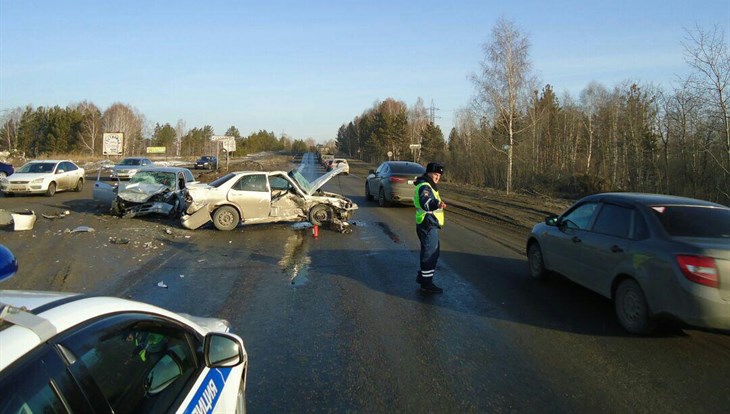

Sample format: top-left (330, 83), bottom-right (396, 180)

top-left (93, 166), bottom-right (197, 218)
top-left (526, 192), bottom-right (730, 334)
top-left (182, 167), bottom-right (357, 232)
top-left (327, 158), bottom-right (349, 175)
top-left (0, 159), bottom-right (84, 197)
top-left (0, 289), bottom-right (248, 413)
top-left (365, 161), bottom-right (426, 207)
top-left (195, 156), bottom-right (218, 170)
top-left (112, 157), bottom-right (155, 179)
top-left (0, 162), bottom-right (13, 177)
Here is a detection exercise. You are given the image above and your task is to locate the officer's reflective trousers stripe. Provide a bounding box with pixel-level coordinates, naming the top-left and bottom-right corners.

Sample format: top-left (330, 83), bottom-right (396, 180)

top-left (417, 222), bottom-right (439, 277)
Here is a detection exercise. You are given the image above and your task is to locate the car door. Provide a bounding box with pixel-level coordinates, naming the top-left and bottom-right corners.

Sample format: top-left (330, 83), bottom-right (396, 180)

top-left (0, 345), bottom-right (95, 413)
top-left (543, 201), bottom-right (599, 281)
top-left (55, 313), bottom-right (203, 414)
top-left (577, 202), bottom-right (636, 296)
top-left (372, 163), bottom-right (388, 194)
top-left (227, 173), bottom-right (271, 220)
top-left (94, 167), bottom-right (119, 206)
top-left (60, 162), bottom-right (79, 190)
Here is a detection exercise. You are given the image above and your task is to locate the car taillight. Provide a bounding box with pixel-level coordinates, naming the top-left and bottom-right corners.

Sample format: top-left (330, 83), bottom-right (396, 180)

top-left (676, 255), bottom-right (719, 288)
top-left (389, 177), bottom-right (407, 183)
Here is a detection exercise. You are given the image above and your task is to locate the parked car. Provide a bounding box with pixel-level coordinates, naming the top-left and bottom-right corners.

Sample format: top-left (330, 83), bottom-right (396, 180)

top-left (327, 158), bottom-right (349, 174)
top-left (0, 160), bottom-right (84, 197)
top-left (181, 167), bottom-right (357, 232)
top-left (526, 192), bottom-right (730, 334)
top-left (0, 289), bottom-right (248, 413)
top-left (0, 162), bottom-right (13, 177)
top-left (93, 166), bottom-right (197, 218)
top-left (365, 161), bottom-right (426, 207)
top-left (195, 155), bottom-right (218, 170)
top-left (112, 157), bottom-right (155, 179)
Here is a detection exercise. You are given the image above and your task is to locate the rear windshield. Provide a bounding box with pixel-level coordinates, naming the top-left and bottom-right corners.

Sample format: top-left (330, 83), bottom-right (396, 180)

top-left (652, 206), bottom-right (730, 238)
top-left (390, 163), bottom-right (425, 174)
top-left (120, 158), bottom-right (143, 166)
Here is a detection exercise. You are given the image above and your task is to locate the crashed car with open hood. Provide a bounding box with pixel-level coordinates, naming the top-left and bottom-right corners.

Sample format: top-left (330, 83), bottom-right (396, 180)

top-left (93, 166), bottom-right (197, 218)
top-left (181, 166), bottom-right (357, 232)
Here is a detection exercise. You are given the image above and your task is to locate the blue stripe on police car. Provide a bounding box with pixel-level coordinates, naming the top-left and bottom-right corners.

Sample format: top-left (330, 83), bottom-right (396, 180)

top-left (184, 367), bottom-right (232, 414)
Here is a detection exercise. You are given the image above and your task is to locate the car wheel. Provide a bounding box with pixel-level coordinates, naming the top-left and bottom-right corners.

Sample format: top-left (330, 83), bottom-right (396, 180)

top-left (527, 242), bottom-right (548, 280)
top-left (365, 183), bottom-right (374, 201)
top-left (46, 182), bottom-right (56, 197)
top-left (74, 178), bottom-right (84, 192)
top-left (615, 279), bottom-right (655, 335)
top-left (235, 378), bottom-right (246, 414)
top-left (213, 205), bottom-right (239, 231)
top-left (378, 187), bottom-right (390, 207)
top-left (309, 204), bottom-right (332, 226)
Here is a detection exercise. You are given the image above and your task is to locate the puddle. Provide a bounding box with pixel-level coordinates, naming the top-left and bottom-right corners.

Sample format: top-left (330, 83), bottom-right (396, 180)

top-left (376, 222), bottom-right (402, 244)
top-left (278, 230), bottom-right (311, 287)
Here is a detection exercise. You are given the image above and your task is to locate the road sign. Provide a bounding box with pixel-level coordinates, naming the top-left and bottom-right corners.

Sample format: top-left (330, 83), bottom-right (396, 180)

top-left (211, 135), bottom-right (236, 153)
top-left (409, 144), bottom-right (421, 149)
top-left (102, 133), bottom-right (124, 155)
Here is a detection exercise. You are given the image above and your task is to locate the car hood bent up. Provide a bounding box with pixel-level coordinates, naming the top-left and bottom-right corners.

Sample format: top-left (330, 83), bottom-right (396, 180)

top-left (304, 165), bottom-right (347, 195)
top-left (118, 182), bottom-right (170, 203)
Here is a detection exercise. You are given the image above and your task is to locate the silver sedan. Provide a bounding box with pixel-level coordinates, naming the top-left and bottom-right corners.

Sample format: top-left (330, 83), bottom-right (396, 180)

top-left (526, 192), bottom-right (730, 334)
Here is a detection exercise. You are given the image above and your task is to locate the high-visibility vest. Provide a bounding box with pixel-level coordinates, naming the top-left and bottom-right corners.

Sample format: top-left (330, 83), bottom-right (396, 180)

top-left (414, 182), bottom-right (444, 226)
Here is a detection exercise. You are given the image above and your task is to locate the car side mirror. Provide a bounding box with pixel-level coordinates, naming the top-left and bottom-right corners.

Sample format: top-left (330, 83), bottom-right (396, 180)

top-left (369, 170), bottom-right (375, 175)
top-left (57, 169), bottom-right (65, 174)
top-left (545, 215), bottom-right (558, 226)
top-left (204, 332), bottom-right (245, 368)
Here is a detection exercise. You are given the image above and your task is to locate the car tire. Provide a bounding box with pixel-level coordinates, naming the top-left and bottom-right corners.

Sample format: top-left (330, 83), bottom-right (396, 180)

top-left (527, 242), bottom-right (548, 280)
top-left (365, 183), bottom-right (374, 201)
top-left (615, 279), bottom-right (655, 335)
top-left (235, 378), bottom-right (246, 414)
top-left (74, 178), bottom-right (84, 192)
top-left (46, 182), bottom-right (56, 197)
top-left (213, 205), bottom-right (239, 231)
top-left (378, 187), bottom-right (390, 207)
top-left (309, 204), bottom-right (332, 226)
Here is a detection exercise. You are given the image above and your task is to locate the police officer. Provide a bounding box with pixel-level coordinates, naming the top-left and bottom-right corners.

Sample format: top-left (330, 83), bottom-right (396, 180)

top-left (414, 162), bottom-right (445, 293)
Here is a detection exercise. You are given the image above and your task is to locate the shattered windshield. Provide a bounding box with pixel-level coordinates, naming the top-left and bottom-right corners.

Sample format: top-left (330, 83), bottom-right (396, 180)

top-left (289, 170), bottom-right (312, 194)
top-left (130, 171), bottom-right (175, 188)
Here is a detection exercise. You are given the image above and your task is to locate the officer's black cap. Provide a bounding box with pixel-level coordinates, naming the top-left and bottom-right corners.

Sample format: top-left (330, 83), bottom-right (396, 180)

top-left (426, 162), bottom-right (444, 174)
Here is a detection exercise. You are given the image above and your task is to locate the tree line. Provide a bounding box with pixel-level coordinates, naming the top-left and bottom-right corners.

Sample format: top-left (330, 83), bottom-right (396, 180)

top-left (0, 103), bottom-right (312, 159)
top-left (335, 21), bottom-right (729, 204)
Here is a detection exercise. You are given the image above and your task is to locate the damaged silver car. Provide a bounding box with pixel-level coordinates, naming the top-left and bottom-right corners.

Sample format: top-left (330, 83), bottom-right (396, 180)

top-left (93, 166), bottom-right (197, 218)
top-left (181, 166), bottom-right (357, 232)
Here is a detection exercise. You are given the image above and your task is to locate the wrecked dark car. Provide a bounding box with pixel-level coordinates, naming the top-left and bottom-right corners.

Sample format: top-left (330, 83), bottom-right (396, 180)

top-left (181, 166), bottom-right (357, 232)
top-left (93, 166), bottom-right (197, 218)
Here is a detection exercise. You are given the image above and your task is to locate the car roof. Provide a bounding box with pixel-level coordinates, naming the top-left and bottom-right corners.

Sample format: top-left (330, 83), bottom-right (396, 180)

top-left (122, 157), bottom-right (150, 160)
top-left (583, 192), bottom-right (727, 208)
top-left (137, 166), bottom-right (191, 173)
top-left (28, 159), bottom-right (67, 163)
top-left (0, 290), bottom-right (203, 370)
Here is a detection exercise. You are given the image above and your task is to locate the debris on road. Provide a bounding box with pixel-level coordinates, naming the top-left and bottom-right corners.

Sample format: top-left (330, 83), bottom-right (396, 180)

top-left (11, 210), bottom-right (36, 231)
top-left (66, 226), bottom-right (95, 233)
top-left (109, 237), bottom-right (130, 244)
top-left (157, 281), bottom-right (168, 288)
top-left (42, 210), bottom-right (71, 220)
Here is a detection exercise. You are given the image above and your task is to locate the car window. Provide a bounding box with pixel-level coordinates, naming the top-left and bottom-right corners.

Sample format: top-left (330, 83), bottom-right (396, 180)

top-left (234, 174), bottom-right (268, 192)
top-left (210, 173), bottom-right (236, 188)
top-left (183, 170), bottom-right (194, 183)
top-left (270, 176), bottom-right (291, 191)
top-left (561, 202), bottom-right (598, 230)
top-left (62, 162), bottom-right (77, 172)
top-left (592, 203), bottom-right (632, 238)
top-left (376, 164), bottom-right (386, 175)
top-left (390, 163), bottom-right (425, 174)
top-left (58, 314), bottom-right (200, 414)
top-left (652, 205), bottom-right (730, 238)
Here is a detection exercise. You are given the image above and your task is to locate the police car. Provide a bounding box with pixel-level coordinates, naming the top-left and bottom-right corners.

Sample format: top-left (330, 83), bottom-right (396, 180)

top-left (0, 247), bottom-right (248, 414)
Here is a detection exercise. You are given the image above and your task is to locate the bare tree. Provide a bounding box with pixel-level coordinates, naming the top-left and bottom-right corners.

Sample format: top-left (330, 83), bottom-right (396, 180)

top-left (472, 17), bottom-right (534, 194)
top-left (175, 119), bottom-right (186, 157)
top-left (682, 24), bottom-right (730, 178)
top-left (73, 101), bottom-right (101, 156)
top-left (0, 107), bottom-right (23, 151)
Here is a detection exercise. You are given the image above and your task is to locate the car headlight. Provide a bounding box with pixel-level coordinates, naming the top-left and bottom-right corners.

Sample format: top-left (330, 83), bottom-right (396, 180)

top-left (0, 178), bottom-right (7, 185)
top-left (30, 178), bottom-right (45, 184)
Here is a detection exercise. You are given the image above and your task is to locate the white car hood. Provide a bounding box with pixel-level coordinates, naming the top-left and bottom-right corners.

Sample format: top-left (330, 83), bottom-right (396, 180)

top-left (118, 182), bottom-right (169, 203)
top-left (306, 166), bottom-right (346, 195)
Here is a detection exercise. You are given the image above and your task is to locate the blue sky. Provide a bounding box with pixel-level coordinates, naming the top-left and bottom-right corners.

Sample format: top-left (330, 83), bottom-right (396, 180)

top-left (1, 0), bottom-right (728, 143)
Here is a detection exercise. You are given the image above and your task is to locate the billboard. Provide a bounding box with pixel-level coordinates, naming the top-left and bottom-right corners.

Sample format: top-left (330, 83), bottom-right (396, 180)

top-left (146, 147), bottom-right (166, 154)
top-left (103, 133), bottom-right (124, 155)
top-left (211, 135), bottom-right (236, 153)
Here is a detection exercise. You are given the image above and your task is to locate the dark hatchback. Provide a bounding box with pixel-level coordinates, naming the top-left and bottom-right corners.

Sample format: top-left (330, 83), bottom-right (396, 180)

top-left (527, 192), bottom-right (730, 334)
top-left (0, 162), bottom-right (13, 177)
top-left (195, 156), bottom-right (217, 170)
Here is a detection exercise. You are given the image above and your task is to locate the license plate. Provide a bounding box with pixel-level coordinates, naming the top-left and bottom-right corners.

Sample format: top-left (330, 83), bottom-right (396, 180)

top-left (10, 185), bottom-right (25, 190)
top-left (407, 180), bottom-right (414, 185)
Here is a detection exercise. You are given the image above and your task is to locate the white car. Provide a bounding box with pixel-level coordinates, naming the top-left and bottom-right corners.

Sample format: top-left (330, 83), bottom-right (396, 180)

top-left (182, 166), bottom-right (357, 232)
top-left (112, 157), bottom-right (155, 179)
top-left (0, 290), bottom-right (248, 413)
top-left (328, 159), bottom-right (349, 175)
top-left (0, 160), bottom-right (85, 197)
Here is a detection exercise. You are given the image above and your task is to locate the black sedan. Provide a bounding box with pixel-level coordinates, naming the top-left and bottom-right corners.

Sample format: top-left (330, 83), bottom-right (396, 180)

top-left (195, 156), bottom-right (218, 170)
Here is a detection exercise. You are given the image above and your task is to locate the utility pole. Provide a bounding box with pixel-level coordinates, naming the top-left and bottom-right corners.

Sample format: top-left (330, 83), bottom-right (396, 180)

top-left (429, 99), bottom-right (440, 124)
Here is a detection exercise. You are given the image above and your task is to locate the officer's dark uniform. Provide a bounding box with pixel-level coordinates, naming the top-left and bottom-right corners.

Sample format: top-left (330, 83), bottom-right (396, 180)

top-left (414, 162), bottom-right (445, 293)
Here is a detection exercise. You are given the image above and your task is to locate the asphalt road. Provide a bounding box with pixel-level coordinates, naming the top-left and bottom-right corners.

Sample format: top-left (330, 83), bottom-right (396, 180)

top-left (1, 153), bottom-right (729, 413)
